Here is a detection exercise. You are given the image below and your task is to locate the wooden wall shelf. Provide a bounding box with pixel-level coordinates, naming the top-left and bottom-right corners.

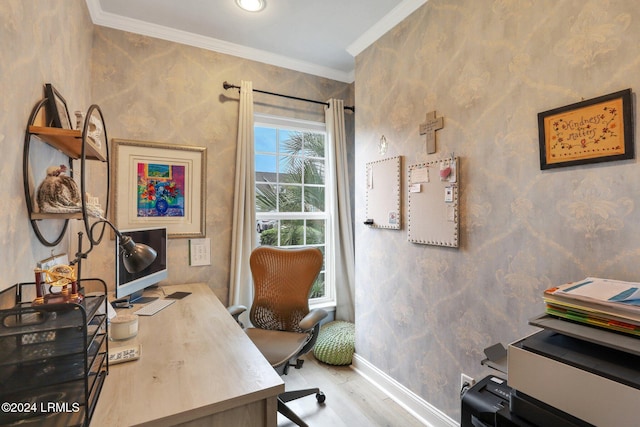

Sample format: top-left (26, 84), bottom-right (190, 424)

top-left (28, 125), bottom-right (106, 161)
top-left (24, 99), bottom-right (110, 247)
top-left (30, 212), bottom-right (83, 220)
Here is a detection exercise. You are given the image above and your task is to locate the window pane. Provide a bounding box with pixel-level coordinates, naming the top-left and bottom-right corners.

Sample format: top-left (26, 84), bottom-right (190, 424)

top-left (257, 219), bottom-right (278, 245)
top-left (279, 155), bottom-right (299, 180)
top-left (304, 186), bottom-right (324, 212)
top-left (279, 130), bottom-right (295, 150)
top-left (255, 127), bottom-right (276, 152)
top-left (304, 133), bottom-right (325, 158)
top-left (256, 183), bottom-right (277, 212)
top-left (255, 154), bottom-right (277, 175)
top-left (305, 159), bottom-right (325, 185)
top-left (311, 272), bottom-right (325, 298)
top-left (280, 220), bottom-right (304, 246)
top-left (306, 220), bottom-right (325, 245)
top-left (279, 184), bottom-right (302, 212)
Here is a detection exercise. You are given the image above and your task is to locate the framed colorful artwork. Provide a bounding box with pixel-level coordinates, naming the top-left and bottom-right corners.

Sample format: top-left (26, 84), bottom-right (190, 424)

top-left (538, 89), bottom-right (634, 170)
top-left (112, 139), bottom-right (206, 238)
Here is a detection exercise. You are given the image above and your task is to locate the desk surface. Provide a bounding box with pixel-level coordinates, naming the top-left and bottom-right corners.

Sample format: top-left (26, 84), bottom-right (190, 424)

top-left (92, 283), bottom-right (284, 427)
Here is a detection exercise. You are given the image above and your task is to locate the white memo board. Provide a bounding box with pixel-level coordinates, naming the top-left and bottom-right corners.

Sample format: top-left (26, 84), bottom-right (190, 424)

top-left (407, 157), bottom-right (459, 247)
top-left (365, 156), bottom-right (402, 229)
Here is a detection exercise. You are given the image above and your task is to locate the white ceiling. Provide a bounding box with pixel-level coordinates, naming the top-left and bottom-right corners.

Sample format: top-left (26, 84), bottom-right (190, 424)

top-left (86, 0), bottom-right (427, 83)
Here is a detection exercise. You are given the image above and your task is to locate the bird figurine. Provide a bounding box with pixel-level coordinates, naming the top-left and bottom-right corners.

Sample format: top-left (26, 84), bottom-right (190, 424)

top-left (37, 164), bottom-right (82, 213)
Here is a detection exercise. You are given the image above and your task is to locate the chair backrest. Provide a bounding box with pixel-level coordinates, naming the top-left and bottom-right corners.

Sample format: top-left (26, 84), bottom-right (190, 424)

top-left (249, 246), bottom-right (323, 333)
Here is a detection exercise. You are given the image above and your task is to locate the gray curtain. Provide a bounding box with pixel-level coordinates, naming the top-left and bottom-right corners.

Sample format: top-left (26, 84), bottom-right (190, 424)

top-left (326, 99), bottom-right (355, 322)
top-left (229, 81), bottom-right (256, 322)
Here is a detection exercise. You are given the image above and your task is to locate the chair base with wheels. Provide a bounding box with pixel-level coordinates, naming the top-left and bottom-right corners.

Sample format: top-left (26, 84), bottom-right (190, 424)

top-left (231, 306), bottom-right (328, 427)
top-left (278, 387), bottom-right (326, 427)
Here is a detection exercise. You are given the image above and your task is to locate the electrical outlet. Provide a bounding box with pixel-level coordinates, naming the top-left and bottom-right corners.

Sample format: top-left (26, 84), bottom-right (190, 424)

top-left (460, 373), bottom-right (475, 391)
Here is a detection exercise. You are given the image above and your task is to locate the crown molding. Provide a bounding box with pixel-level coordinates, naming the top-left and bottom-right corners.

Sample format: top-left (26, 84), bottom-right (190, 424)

top-left (347, 0), bottom-right (428, 57)
top-left (85, 0), bottom-right (421, 83)
top-left (85, 0), bottom-right (354, 83)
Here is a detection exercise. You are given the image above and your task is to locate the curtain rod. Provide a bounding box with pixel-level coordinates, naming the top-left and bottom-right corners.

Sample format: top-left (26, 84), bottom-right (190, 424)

top-left (223, 81), bottom-right (355, 112)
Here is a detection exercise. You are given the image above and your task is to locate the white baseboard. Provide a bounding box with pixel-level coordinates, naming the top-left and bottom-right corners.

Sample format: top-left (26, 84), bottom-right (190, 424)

top-left (351, 353), bottom-right (459, 427)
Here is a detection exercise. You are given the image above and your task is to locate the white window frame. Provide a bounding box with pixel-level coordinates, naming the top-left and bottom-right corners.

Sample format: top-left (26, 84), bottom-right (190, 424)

top-left (254, 113), bottom-right (335, 307)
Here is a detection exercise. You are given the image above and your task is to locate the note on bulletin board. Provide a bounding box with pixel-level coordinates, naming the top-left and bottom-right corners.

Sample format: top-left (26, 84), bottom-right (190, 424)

top-left (408, 157), bottom-right (459, 247)
top-left (365, 156), bottom-right (402, 229)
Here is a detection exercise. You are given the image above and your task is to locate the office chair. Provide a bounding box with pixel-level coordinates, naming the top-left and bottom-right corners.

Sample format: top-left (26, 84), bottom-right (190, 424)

top-left (228, 245), bottom-right (328, 427)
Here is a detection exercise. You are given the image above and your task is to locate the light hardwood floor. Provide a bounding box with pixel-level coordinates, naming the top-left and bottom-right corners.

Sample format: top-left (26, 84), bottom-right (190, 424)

top-left (277, 354), bottom-right (426, 427)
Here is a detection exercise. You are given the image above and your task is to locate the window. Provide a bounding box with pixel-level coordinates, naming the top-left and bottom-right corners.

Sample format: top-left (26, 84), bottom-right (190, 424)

top-left (254, 114), bottom-right (333, 305)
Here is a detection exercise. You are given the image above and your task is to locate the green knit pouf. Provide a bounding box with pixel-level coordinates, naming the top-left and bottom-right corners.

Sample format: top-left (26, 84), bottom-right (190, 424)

top-left (313, 321), bottom-right (355, 366)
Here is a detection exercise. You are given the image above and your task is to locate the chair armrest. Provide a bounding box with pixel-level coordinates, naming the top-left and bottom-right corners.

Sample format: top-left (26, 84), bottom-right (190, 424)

top-left (299, 308), bottom-right (328, 331)
top-left (227, 305), bottom-right (247, 327)
top-left (227, 304), bottom-right (247, 317)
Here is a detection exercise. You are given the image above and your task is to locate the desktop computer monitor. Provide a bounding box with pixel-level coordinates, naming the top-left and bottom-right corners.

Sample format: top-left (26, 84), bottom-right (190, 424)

top-left (115, 227), bottom-right (168, 303)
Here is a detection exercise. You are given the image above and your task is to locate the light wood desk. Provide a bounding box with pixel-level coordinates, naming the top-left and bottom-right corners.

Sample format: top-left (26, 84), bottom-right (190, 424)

top-left (92, 283), bottom-right (284, 427)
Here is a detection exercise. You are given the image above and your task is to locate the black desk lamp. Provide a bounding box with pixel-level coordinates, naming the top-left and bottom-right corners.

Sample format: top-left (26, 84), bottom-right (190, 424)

top-left (113, 228), bottom-right (157, 273)
top-left (72, 216), bottom-right (157, 278)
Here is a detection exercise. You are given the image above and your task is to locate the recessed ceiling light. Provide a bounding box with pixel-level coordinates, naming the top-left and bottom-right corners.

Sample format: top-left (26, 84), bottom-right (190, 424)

top-left (236, 0), bottom-right (266, 12)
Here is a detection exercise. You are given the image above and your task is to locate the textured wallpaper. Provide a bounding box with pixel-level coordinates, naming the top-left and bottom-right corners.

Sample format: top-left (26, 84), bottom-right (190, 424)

top-left (354, 0), bottom-right (640, 420)
top-left (1, 0), bottom-right (93, 289)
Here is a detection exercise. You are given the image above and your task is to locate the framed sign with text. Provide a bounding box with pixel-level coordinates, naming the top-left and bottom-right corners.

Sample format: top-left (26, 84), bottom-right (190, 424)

top-left (538, 89), bottom-right (634, 170)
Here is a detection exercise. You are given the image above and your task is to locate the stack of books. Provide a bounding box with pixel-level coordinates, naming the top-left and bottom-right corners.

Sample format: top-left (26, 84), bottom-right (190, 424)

top-left (544, 278), bottom-right (640, 336)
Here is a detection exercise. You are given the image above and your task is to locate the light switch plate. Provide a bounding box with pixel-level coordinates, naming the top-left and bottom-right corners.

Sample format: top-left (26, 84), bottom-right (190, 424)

top-left (189, 238), bottom-right (211, 266)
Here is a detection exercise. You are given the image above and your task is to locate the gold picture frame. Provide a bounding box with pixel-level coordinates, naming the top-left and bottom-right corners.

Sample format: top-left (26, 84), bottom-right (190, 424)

top-left (112, 139), bottom-right (206, 238)
top-left (538, 89), bottom-right (634, 170)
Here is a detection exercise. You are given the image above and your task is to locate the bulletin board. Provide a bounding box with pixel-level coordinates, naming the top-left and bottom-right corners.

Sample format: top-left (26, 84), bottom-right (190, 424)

top-left (407, 157), bottom-right (459, 247)
top-left (365, 156), bottom-right (402, 229)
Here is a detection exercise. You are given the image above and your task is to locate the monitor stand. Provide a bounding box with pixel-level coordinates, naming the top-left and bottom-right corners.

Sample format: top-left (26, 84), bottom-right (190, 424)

top-left (129, 289), bottom-right (158, 304)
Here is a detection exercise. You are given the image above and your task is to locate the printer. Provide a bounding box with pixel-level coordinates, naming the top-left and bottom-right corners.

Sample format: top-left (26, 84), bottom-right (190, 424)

top-left (463, 315), bottom-right (640, 427)
top-left (461, 375), bottom-right (584, 427)
top-left (461, 375), bottom-right (522, 427)
top-left (509, 327), bottom-right (640, 427)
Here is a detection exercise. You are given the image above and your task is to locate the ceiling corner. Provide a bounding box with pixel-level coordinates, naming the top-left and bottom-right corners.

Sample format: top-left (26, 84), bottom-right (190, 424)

top-left (347, 0), bottom-right (428, 57)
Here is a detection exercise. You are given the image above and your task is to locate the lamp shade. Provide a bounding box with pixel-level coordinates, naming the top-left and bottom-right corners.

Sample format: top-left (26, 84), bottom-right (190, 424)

top-left (119, 235), bottom-right (157, 273)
